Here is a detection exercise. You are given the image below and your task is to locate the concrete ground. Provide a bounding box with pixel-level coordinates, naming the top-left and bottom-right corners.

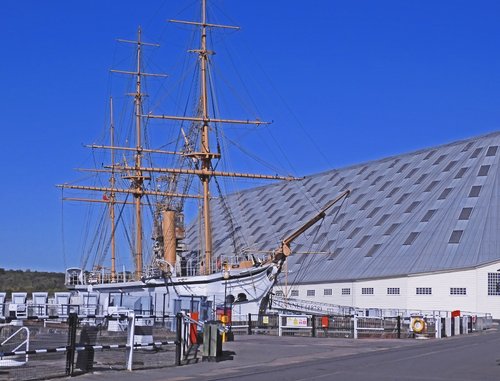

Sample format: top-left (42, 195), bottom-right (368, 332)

top-left (77, 327), bottom-right (500, 381)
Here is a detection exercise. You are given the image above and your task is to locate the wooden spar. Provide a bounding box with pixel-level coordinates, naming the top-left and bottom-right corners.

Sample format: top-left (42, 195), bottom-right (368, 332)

top-left (62, 197), bottom-right (150, 205)
top-left (56, 184), bottom-right (202, 199)
top-left (86, 144), bottom-right (179, 156)
top-left (108, 165), bottom-right (298, 181)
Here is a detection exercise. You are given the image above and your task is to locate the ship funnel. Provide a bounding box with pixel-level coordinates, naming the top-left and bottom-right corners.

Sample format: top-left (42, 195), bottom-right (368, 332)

top-left (162, 210), bottom-right (177, 267)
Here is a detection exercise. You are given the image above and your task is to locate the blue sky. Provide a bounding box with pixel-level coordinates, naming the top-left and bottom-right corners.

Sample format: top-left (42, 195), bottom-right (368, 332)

top-left (1, 0), bottom-right (499, 272)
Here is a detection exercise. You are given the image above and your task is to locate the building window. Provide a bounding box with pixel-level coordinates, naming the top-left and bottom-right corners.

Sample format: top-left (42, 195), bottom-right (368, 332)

top-left (421, 209), bottom-right (437, 222)
top-left (458, 207), bottom-right (473, 220)
top-left (478, 165), bottom-right (490, 177)
top-left (355, 235), bottom-right (371, 248)
top-left (454, 167), bottom-right (468, 179)
top-left (375, 213), bottom-right (390, 226)
top-left (275, 290), bottom-right (284, 297)
top-left (342, 288), bottom-right (351, 295)
top-left (450, 287), bottom-right (466, 295)
top-left (352, 193), bottom-right (365, 204)
top-left (306, 290), bottom-right (315, 297)
top-left (405, 168), bottom-right (419, 179)
top-left (291, 290), bottom-right (299, 297)
top-left (378, 181), bottom-right (392, 192)
top-left (438, 188), bottom-right (452, 200)
top-left (403, 232), bottom-right (419, 246)
top-left (365, 243), bottom-right (382, 257)
top-left (367, 207), bottom-right (382, 218)
top-left (424, 181), bottom-right (439, 192)
top-left (469, 185), bottom-right (481, 197)
top-left (386, 187), bottom-right (401, 198)
top-left (443, 161), bottom-right (458, 172)
top-left (347, 227), bottom-right (362, 239)
top-left (486, 146), bottom-right (498, 157)
top-left (371, 175), bottom-right (384, 186)
top-left (340, 220), bottom-right (354, 231)
top-left (384, 223), bottom-right (400, 236)
top-left (462, 142), bottom-right (474, 152)
top-left (360, 199), bottom-right (374, 211)
top-left (487, 273), bottom-right (500, 295)
top-left (415, 173), bottom-right (428, 184)
top-left (449, 230), bottom-right (464, 244)
top-left (423, 150), bottom-right (436, 160)
top-left (324, 288), bottom-right (332, 296)
top-left (362, 287), bottom-right (374, 295)
top-left (397, 163), bottom-right (410, 173)
top-left (405, 201), bottom-right (421, 213)
top-left (416, 287), bottom-right (432, 295)
top-left (387, 287), bottom-right (400, 295)
top-left (470, 147), bottom-right (483, 159)
top-left (395, 193), bottom-right (410, 204)
top-left (433, 154), bottom-right (447, 165)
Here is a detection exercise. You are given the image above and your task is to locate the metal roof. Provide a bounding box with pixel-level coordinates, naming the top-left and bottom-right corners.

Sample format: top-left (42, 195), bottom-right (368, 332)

top-left (186, 131), bottom-right (500, 284)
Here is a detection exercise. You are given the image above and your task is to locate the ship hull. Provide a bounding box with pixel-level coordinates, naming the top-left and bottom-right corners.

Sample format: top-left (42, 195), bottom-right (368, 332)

top-left (66, 263), bottom-right (279, 318)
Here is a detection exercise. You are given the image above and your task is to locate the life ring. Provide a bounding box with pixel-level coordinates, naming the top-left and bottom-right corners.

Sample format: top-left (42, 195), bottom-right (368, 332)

top-left (411, 318), bottom-right (426, 333)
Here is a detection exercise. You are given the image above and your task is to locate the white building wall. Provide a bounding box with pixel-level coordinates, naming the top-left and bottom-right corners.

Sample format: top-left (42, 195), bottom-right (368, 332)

top-left (283, 260), bottom-right (500, 318)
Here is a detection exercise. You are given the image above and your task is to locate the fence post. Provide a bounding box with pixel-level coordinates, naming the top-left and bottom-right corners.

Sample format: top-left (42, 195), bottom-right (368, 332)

top-left (353, 315), bottom-right (358, 339)
top-left (397, 315), bottom-right (401, 339)
top-left (65, 312), bottom-right (78, 376)
top-left (311, 315), bottom-right (316, 338)
top-left (126, 312), bottom-right (135, 371)
top-left (247, 313), bottom-right (252, 335)
top-left (175, 313), bottom-right (183, 366)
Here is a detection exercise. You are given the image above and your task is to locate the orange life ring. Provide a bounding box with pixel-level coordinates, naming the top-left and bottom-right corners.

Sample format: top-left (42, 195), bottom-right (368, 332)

top-left (411, 317), bottom-right (426, 333)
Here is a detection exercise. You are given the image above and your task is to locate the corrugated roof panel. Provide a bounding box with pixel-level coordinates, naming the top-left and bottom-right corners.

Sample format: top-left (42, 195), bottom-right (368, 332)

top-left (186, 131), bottom-right (500, 283)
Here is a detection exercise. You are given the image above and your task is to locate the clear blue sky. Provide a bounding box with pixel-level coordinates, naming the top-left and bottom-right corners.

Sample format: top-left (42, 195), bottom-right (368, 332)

top-left (1, 0), bottom-right (499, 272)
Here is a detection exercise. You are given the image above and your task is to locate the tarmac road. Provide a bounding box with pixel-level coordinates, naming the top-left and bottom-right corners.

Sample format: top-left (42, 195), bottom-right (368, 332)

top-left (79, 326), bottom-right (500, 381)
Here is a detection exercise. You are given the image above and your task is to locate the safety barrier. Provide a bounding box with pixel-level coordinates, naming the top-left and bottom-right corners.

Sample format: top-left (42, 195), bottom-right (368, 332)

top-left (0, 312), bottom-right (201, 380)
top-left (229, 312), bottom-right (494, 340)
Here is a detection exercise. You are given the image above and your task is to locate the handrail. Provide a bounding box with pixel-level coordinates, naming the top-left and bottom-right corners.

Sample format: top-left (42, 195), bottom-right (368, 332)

top-left (0, 325), bottom-right (30, 367)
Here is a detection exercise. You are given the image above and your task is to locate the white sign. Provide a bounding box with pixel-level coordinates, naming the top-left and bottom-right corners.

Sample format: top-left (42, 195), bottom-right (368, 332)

top-left (286, 316), bottom-right (308, 327)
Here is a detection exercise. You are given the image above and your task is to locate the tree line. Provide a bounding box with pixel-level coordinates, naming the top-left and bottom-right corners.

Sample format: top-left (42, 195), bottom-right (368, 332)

top-left (0, 268), bottom-right (66, 299)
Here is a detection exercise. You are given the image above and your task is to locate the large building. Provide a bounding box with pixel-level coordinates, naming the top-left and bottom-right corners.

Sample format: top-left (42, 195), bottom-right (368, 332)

top-left (187, 131), bottom-right (500, 318)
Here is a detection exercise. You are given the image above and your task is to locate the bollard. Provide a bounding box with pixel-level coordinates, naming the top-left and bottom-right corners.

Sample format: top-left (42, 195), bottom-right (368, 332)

top-left (202, 321), bottom-right (222, 362)
top-left (247, 313), bottom-right (252, 335)
top-left (397, 316), bottom-right (401, 339)
top-left (65, 312), bottom-right (78, 376)
top-left (353, 315), bottom-right (358, 339)
top-left (126, 312), bottom-right (136, 371)
top-left (311, 315), bottom-right (316, 338)
top-left (75, 325), bottom-right (98, 373)
top-left (175, 313), bottom-right (182, 366)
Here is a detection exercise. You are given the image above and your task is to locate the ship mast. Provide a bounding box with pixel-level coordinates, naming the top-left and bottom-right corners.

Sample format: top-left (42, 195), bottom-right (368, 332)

top-left (59, 0), bottom-right (298, 281)
top-left (156, 0), bottom-right (288, 275)
top-left (109, 97), bottom-right (117, 282)
top-left (111, 27), bottom-right (165, 280)
top-left (133, 27), bottom-right (145, 281)
top-left (199, 0), bottom-right (213, 275)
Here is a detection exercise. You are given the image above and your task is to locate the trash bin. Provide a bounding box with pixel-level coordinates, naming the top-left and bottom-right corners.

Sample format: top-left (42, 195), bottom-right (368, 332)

top-left (202, 321), bottom-right (222, 362)
top-left (76, 325), bottom-right (98, 372)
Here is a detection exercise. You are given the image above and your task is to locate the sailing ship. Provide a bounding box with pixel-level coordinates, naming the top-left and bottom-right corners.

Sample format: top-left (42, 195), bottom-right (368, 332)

top-left (58, 0), bottom-right (349, 318)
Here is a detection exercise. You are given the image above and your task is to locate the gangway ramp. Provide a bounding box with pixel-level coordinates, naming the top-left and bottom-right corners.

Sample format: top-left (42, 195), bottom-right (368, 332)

top-left (271, 297), bottom-right (356, 316)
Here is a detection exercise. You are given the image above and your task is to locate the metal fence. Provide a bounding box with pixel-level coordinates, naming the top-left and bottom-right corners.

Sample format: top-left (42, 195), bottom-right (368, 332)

top-left (230, 313), bottom-right (493, 340)
top-left (0, 313), bottom-right (200, 381)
